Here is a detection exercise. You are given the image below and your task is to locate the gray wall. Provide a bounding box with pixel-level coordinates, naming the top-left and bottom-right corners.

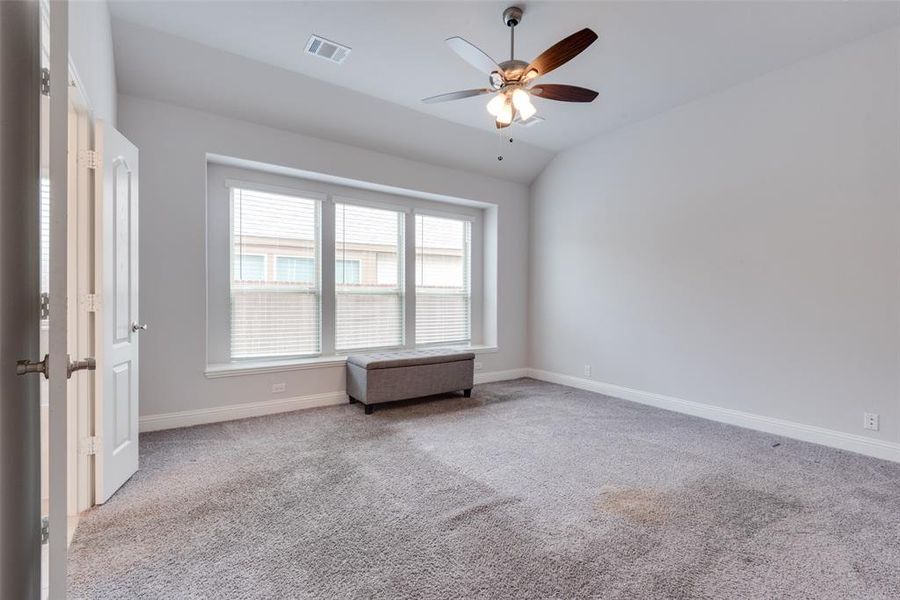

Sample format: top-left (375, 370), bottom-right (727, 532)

top-left (70, 0), bottom-right (116, 125)
top-left (118, 95), bottom-right (529, 418)
top-left (530, 28), bottom-right (900, 443)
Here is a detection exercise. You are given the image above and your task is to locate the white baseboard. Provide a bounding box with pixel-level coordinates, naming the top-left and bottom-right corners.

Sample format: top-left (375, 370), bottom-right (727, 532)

top-left (139, 368), bottom-right (527, 433)
top-left (139, 391), bottom-right (348, 433)
top-left (527, 369), bottom-right (900, 463)
top-left (474, 368), bottom-right (529, 385)
top-left (140, 368), bottom-right (899, 463)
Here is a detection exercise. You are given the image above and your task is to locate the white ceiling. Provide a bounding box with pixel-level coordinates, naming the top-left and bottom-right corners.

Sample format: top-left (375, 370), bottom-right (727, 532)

top-left (109, 1), bottom-right (900, 180)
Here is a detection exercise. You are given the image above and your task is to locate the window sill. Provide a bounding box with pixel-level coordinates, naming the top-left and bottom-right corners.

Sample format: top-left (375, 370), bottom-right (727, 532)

top-left (204, 345), bottom-right (498, 379)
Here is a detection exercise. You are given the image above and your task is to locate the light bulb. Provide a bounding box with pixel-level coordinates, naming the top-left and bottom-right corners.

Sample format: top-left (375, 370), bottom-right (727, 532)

top-left (486, 93), bottom-right (507, 117)
top-left (512, 89), bottom-right (536, 121)
top-left (497, 98), bottom-right (514, 125)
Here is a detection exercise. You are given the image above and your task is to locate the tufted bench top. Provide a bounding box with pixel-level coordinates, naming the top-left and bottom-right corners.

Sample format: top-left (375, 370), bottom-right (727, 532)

top-left (347, 348), bottom-right (476, 370)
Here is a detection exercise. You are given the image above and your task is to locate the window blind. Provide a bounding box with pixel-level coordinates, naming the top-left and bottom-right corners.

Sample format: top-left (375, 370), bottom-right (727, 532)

top-left (335, 203), bottom-right (404, 351)
top-left (415, 214), bottom-right (471, 345)
top-left (40, 177), bottom-right (49, 326)
top-left (231, 187), bottom-right (320, 358)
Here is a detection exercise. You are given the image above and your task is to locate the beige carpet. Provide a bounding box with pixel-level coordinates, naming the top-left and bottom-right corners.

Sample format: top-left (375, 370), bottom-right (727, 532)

top-left (68, 379), bottom-right (900, 599)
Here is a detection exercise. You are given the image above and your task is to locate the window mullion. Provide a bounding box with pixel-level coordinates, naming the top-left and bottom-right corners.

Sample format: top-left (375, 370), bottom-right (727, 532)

top-left (404, 211), bottom-right (416, 348)
top-left (320, 197), bottom-right (336, 356)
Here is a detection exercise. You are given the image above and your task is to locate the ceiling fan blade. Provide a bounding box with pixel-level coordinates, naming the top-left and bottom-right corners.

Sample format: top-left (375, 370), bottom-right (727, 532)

top-left (422, 89), bottom-right (493, 104)
top-left (446, 37), bottom-right (503, 75)
top-left (530, 84), bottom-right (599, 102)
top-left (524, 28), bottom-right (598, 79)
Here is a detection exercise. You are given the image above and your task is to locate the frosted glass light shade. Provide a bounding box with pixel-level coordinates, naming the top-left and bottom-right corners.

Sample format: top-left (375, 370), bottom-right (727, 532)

top-left (512, 89), bottom-right (536, 120)
top-left (486, 93), bottom-right (507, 117)
top-left (497, 99), bottom-right (514, 125)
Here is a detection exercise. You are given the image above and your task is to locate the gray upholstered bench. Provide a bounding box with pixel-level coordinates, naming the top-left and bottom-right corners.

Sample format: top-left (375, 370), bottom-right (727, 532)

top-left (346, 349), bottom-right (475, 414)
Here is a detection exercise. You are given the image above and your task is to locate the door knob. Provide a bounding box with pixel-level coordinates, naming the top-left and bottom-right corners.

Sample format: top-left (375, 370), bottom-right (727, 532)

top-left (131, 322), bottom-right (148, 333)
top-left (17, 354), bottom-right (95, 379)
top-left (16, 354), bottom-right (49, 379)
top-left (67, 357), bottom-right (96, 378)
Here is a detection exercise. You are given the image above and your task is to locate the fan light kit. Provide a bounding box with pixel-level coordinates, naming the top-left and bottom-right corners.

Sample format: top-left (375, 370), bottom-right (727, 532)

top-left (423, 6), bottom-right (599, 134)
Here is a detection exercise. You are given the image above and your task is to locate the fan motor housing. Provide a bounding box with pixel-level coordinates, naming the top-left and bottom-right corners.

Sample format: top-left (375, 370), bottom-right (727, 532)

top-left (498, 59), bottom-right (529, 81)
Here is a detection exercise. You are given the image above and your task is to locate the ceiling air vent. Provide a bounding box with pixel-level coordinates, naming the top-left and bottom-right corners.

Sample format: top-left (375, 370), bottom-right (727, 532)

top-left (305, 35), bottom-right (351, 64)
top-left (518, 116), bottom-right (545, 128)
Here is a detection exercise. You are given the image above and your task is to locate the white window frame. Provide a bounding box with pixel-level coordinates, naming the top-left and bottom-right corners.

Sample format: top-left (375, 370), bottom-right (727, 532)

top-left (228, 184), bottom-right (324, 360)
top-left (413, 212), bottom-right (473, 347)
top-left (333, 201), bottom-right (406, 352)
top-left (208, 166), bottom-right (489, 368)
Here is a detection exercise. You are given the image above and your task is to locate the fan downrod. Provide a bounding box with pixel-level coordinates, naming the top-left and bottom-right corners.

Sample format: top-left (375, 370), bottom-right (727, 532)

top-left (502, 6), bottom-right (524, 67)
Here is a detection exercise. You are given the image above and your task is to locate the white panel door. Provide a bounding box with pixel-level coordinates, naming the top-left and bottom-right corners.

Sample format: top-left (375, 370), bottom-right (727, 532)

top-left (94, 121), bottom-right (140, 504)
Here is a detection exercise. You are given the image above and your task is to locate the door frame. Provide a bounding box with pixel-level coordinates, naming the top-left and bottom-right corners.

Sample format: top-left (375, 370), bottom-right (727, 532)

top-left (41, 0), bottom-right (94, 534)
top-left (68, 69), bottom-right (94, 518)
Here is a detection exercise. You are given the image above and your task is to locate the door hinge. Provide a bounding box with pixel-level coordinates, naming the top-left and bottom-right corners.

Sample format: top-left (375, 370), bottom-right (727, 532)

top-left (79, 149), bottom-right (100, 170)
top-left (40, 68), bottom-right (50, 97)
top-left (41, 516), bottom-right (49, 545)
top-left (40, 292), bottom-right (50, 320)
top-left (82, 293), bottom-right (99, 312)
top-left (80, 436), bottom-right (101, 456)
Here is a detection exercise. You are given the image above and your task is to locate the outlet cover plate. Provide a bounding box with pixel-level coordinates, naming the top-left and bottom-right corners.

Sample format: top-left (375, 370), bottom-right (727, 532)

top-left (864, 412), bottom-right (879, 431)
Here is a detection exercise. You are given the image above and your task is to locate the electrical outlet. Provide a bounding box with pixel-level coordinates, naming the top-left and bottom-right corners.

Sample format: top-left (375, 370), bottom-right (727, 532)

top-left (271, 383), bottom-right (286, 394)
top-left (474, 361), bottom-right (483, 371)
top-left (864, 412), bottom-right (879, 431)
top-left (583, 364), bottom-right (592, 378)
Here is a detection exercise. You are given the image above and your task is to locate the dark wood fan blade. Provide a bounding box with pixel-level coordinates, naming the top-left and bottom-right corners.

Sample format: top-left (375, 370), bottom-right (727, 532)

top-left (446, 37), bottom-right (502, 75)
top-left (422, 89), bottom-right (493, 104)
top-left (525, 28), bottom-right (598, 78)
top-left (530, 84), bottom-right (598, 102)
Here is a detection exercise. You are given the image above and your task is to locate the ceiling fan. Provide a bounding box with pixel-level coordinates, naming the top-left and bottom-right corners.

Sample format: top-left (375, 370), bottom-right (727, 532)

top-left (422, 6), bottom-right (599, 129)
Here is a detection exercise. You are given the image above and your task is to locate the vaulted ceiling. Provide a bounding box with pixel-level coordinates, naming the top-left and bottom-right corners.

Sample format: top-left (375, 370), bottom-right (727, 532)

top-left (109, 1), bottom-right (900, 183)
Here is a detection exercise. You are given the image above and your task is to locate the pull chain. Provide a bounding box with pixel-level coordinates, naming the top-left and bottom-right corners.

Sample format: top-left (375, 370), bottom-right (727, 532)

top-left (497, 128), bottom-right (514, 161)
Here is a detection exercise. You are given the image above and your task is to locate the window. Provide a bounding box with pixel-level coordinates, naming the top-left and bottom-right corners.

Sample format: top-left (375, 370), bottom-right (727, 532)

top-left (40, 177), bottom-right (49, 326)
top-left (335, 259), bottom-right (361, 285)
top-left (335, 203), bottom-right (404, 350)
top-left (275, 256), bottom-right (315, 283)
top-left (376, 253), bottom-right (398, 285)
top-left (235, 254), bottom-right (266, 281)
top-left (231, 187), bottom-right (320, 358)
top-left (212, 166), bottom-right (490, 366)
top-left (415, 214), bottom-right (471, 345)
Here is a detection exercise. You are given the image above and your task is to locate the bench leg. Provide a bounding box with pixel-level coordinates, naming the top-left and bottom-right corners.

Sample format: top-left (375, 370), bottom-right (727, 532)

top-left (464, 388), bottom-right (472, 398)
top-left (348, 396), bottom-right (357, 404)
top-left (364, 404), bottom-right (374, 415)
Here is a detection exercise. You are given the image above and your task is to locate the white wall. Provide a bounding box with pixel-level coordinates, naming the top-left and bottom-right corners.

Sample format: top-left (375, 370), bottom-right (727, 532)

top-left (70, 0), bottom-right (116, 125)
top-left (530, 28), bottom-right (900, 445)
top-left (110, 18), bottom-right (552, 185)
top-left (117, 94), bottom-right (529, 419)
